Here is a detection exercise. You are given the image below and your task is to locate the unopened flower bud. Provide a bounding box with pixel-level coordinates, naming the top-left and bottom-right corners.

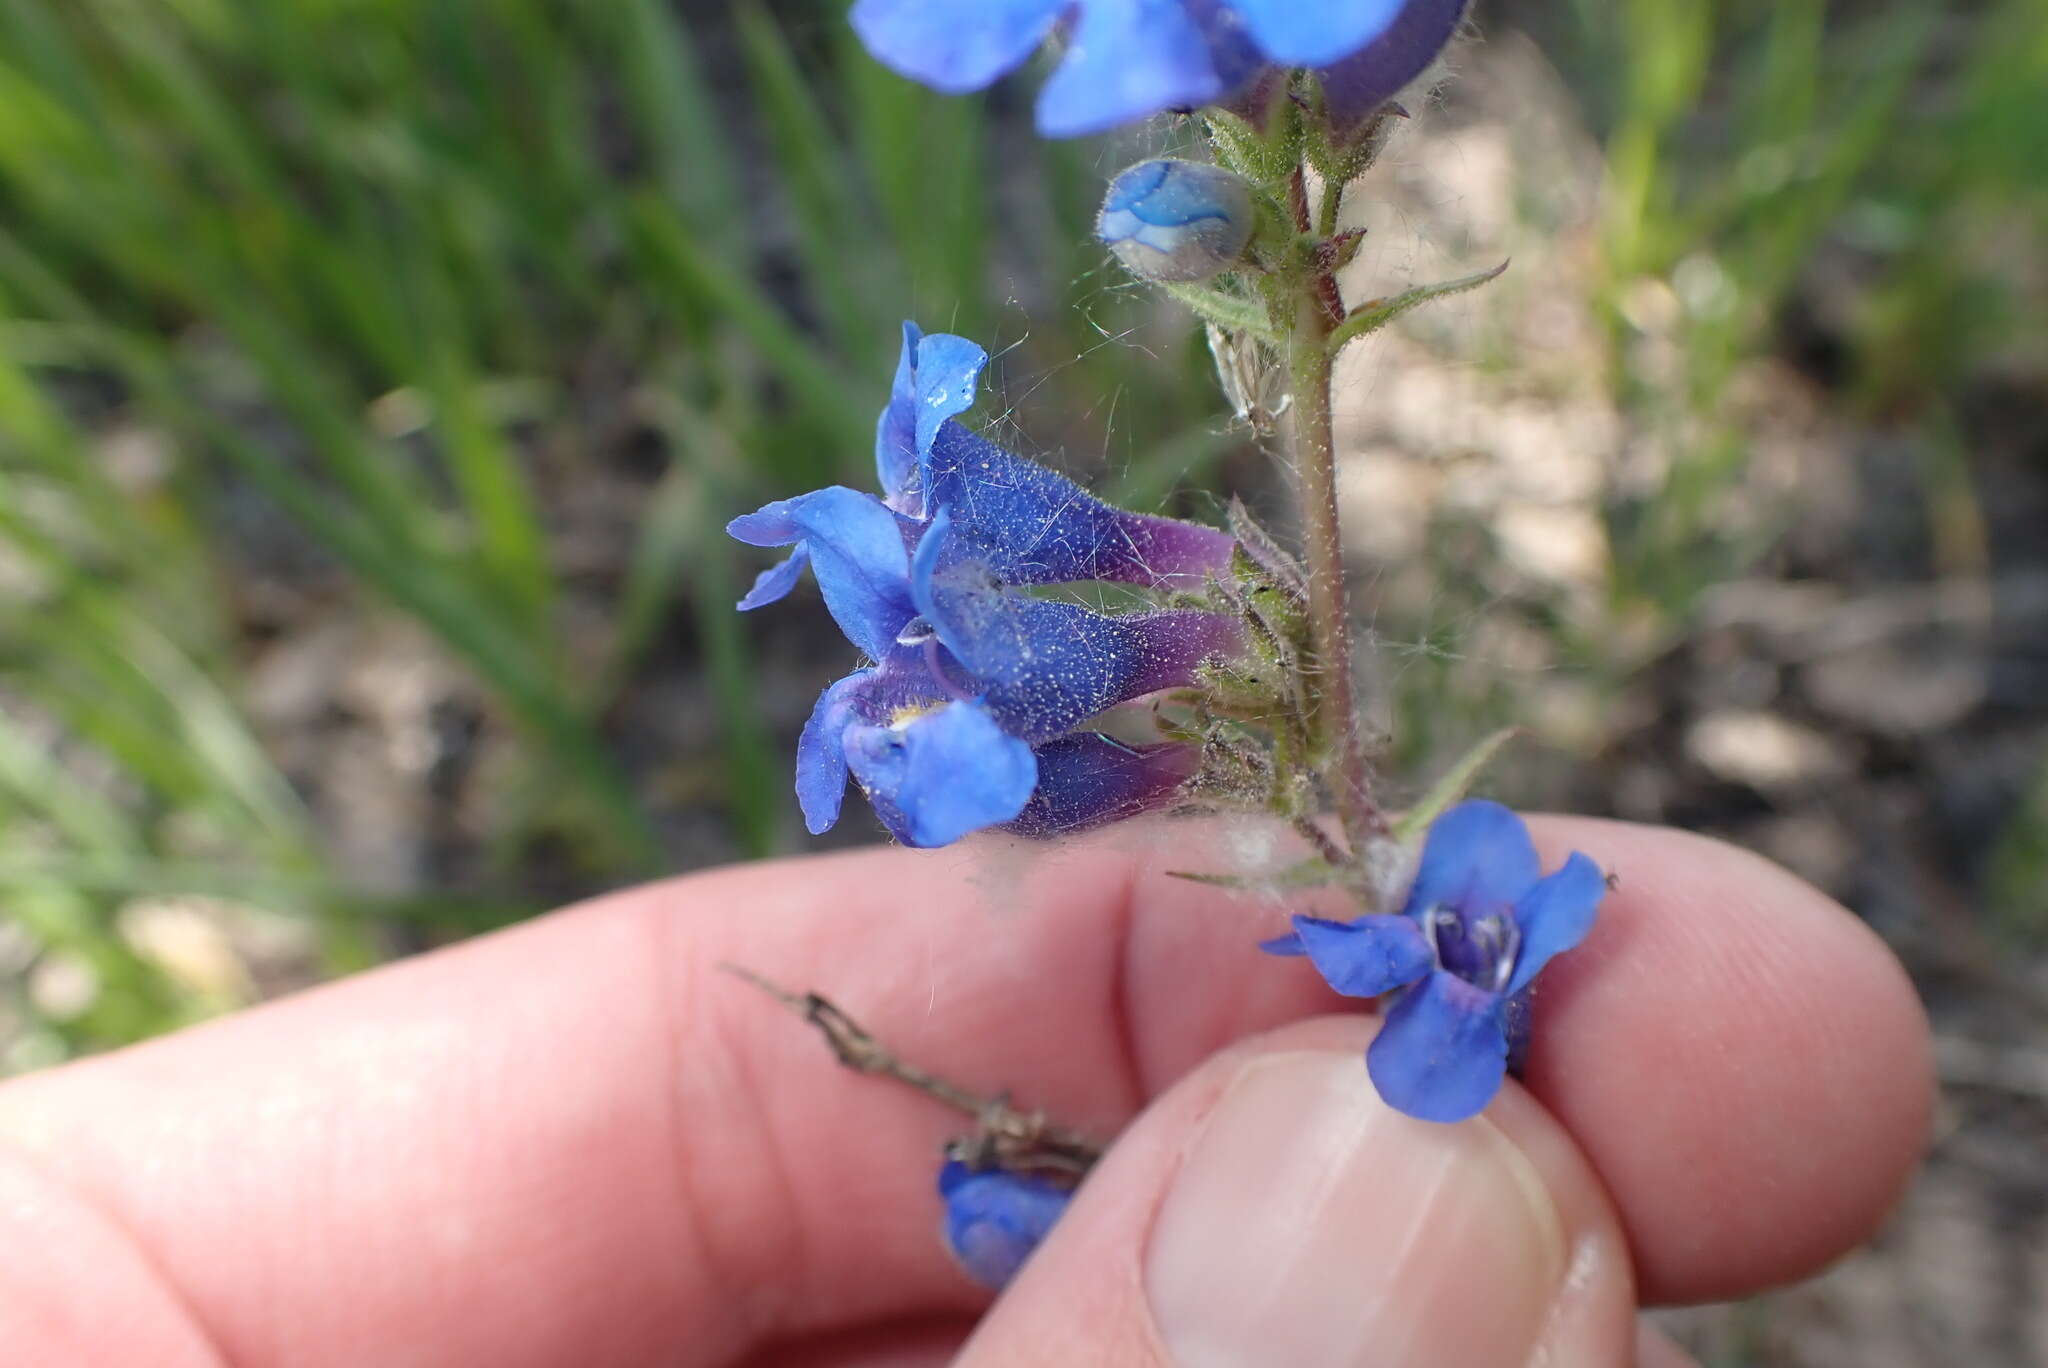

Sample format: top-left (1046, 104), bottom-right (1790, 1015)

top-left (938, 1159), bottom-right (1073, 1289)
top-left (1096, 159), bottom-right (1253, 283)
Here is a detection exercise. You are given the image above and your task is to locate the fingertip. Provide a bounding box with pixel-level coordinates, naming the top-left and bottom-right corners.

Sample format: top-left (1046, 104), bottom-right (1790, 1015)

top-left (1521, 817), bottom-right (1933, 1303)
top-left (956, 1017), bottom-right (1639, 1367)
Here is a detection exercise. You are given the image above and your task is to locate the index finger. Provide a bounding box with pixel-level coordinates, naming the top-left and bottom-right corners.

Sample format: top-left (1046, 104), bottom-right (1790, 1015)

top-left (0, 816), bottom-right (1930, 1365)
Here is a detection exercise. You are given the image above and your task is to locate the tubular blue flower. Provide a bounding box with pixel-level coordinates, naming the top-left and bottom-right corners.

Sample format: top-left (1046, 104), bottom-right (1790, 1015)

top-left (792, 560), bottom-right (1240, 848)
top-left (1097, 159), bottom-right (1254, 283)
top-left (1260, 800), bottom-right (1606, 1123)
top-left (848, 1), bottom-right (1467, 138)
top-left (887, 322), bottom-right (1236, 590)
top-left (938, 1159), bottom-right (1073, 1290)
top-left (735, 322), bottom-right (1245, 846)
top-left (739, 323), bottom-right (1235, 620)
top-left (920, 419), bottom-right (1235, 592)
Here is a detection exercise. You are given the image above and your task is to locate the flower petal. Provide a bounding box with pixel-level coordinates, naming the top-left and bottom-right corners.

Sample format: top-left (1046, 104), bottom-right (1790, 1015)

top-left (794, 672), bottom-right (868, 835)
top-left (921, 422), bottom-right (1236, 589)
top-left (735, 487), bottom-right (917, 660)
top-left (850, 0), bottom-right (1069, 96)
top-left (1367, 970), bottom-right (1509, 1123)
top-left (1283, 913), bottom-right (1434, 998)
top-left (1505, 851), bottom-right (1606, 996)
top-left (877, 323), bottom-right (994, 507)
top-left (937, 1160), bottom-right (1072, 1290)
top-left (911, 331), bottom-right (989, 463)
top-left (735, 545), bottom-right (810, 611)
top-left (874, 321), bottom-right (922, 498)
top-left (843, 700), bottom-right (1037, 847)
top-left (1315, 0), bottom-right (1468, 127)
top-left (1004, 733), bottom-right (1199, 836)
top-left (878, 324), bottom-right (989, 510)
top-left (1401, 798), bottom-right (1542, 919)
top-left (1036, 0), bottom-right (1224, 138)
top-left (1227, 0), bottom-right (1407, 67)
top-left (725, 502), bottom-right (800, 547)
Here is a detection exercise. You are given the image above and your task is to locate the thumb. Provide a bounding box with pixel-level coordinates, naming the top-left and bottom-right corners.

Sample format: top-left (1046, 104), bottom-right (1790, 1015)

top-left (954, 1017), bottom-right (1653, 1368)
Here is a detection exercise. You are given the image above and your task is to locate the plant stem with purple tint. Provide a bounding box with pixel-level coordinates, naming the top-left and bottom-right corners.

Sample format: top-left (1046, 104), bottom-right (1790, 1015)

top-left (1285, 197), bottom-right (1383, 858)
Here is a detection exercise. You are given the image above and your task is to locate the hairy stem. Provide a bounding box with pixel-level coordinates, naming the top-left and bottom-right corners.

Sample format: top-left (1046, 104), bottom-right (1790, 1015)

top-left (1287, 289), bottom-right (1380, 851)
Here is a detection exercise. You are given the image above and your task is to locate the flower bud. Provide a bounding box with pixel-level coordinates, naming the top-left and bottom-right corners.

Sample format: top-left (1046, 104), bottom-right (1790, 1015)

top-left (1096, 159), bottom-right (1254, 283)
top-left (938, 1159), bottom-right (1073, 1289)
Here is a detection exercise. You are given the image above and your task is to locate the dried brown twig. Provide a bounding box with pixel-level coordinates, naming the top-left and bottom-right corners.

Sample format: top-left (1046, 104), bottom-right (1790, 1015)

top-left (719, 963), bottom-right (1102, 1177)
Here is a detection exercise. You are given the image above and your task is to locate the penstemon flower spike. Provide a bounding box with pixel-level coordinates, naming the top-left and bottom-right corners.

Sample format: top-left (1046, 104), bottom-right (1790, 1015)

top-left (733, 2), bottom-right (1600, 1127)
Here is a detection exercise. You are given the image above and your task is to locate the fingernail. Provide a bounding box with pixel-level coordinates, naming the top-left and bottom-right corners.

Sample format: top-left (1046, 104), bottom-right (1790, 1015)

top-left (1144, 1050), bottom-right (1568, 1368)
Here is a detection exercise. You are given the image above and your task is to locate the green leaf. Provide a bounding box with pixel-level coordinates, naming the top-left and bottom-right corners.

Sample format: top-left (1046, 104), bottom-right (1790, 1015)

top-left (1330, 261), bottom-right (1509, 352)
top-left (1157, 282), bottom-right (1277, 339)
top-left (1168, 858), bottom-right (1341, 891)
top-left (1391, 728), bottom-right (1520, 847)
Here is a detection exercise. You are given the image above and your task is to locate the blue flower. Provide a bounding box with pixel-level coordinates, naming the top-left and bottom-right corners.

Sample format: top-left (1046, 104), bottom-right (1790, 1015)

top-left (732, 323), bottom-right (1245, 847)
top-left (1261, 801), bottom-right (1606, 1123)
top-left (939, 1159), bottom-right (1072, 1289)
top-left (729, 486), bottom-right (916, 662)
top-left (792, 517), bottom-right (1242, 845)
top-left (1097, 159), bottom-right (1254, 283)
top-left (849, 0), bottom-right (1469, 138)
top-left (1006, 731), bottom-right (1201, 836)
top-left (736, 323), bottom-right (1236, 617)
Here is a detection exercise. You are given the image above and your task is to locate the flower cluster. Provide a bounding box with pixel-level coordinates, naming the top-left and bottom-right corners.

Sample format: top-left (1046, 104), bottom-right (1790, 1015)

top-left (938, 1159), bottom-right (1073, 1289)
top-left (736, 0), bottom-right (1604, 1146)
top-left (1261, 801), bottom-right (1606, 1122)
top-left (731, 323), bottom-right (1245, 847)
top-left (850, 0), bottom-right (1470, 137)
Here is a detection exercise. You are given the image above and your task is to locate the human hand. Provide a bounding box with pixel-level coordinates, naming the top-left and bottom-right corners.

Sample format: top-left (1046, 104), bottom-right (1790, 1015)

top-left (0, 816), bottom-right (1930, 1366)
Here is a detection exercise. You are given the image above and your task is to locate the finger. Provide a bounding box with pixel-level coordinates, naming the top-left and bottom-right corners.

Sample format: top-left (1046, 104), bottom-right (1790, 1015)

top-left (0, 828), bottom-right (1293, 1368)
top-left (0, 1145), bottom-right (223, 1367)
top-left (0, 815), bottom-right (1928, 1364)
top-left (955, 1017), bottom-right (1639, 1368)
top-left (1513, 818), bottom-right (1932, 1301)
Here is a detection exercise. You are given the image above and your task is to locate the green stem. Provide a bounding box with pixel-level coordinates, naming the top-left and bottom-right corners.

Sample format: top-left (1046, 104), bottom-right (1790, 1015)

top-left (1285, 287), bottom-right (1380, 852)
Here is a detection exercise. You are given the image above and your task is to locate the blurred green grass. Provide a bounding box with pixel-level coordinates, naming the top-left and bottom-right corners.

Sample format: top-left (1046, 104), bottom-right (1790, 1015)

top-left (0, 0), bottom-right (2041, 1059)
top-left (0, 0), bottom-right (1231, 1058)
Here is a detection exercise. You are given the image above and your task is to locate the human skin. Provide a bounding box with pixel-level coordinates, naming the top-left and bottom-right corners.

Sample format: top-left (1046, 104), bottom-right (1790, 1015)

top-left (0, 816), bottom-right (1931, 1365)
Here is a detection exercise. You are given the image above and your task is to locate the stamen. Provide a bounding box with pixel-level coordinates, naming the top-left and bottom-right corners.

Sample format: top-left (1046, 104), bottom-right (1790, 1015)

top-left (1488, 917), bottom-right (1521, 993)
top-left (1421, 905), bottom-right (1453, 961)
